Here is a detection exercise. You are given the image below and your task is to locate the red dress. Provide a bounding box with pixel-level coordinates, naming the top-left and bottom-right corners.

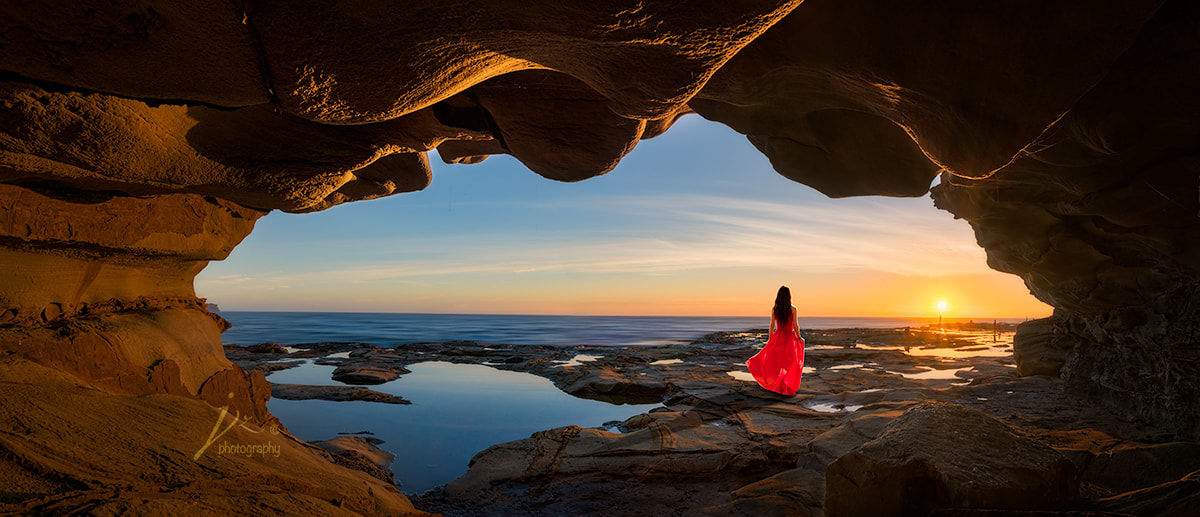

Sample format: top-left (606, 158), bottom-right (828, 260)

top-left (746, 310), bottom-right (805, 395)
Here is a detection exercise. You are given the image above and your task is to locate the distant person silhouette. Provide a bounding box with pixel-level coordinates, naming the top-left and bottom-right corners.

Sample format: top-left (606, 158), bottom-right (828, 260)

top-left (746, 286), bottom-right (806, 395)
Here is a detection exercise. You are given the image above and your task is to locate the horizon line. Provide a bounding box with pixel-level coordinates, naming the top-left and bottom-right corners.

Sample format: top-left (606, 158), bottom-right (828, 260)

top-left (208, 308), bottom-right (1046, 320)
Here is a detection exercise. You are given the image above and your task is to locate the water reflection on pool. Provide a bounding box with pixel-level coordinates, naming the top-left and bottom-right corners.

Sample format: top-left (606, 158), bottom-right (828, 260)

top-left (267, 361), bottom-right (661, 495)
top-left (887, 366), bottom-right (975, 380)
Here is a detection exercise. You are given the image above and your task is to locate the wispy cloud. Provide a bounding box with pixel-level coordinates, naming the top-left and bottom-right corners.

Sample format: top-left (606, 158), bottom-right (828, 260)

top-left (213, 193), bottom-right (989, 287)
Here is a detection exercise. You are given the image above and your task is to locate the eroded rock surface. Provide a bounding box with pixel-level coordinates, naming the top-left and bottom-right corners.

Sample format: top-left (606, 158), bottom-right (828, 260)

top-left (233, 326), bottom-right (1199, 516)
top-left (2, 0), bottom-right (1199, 514)
top-left (826, 401), bottom-right (1080, 516)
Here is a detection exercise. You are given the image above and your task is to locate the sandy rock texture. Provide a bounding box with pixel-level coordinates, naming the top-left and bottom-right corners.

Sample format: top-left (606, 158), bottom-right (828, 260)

top-left (2, 0), bottom-right (1199, 514)
top-left (228, 326), bottom-right (1200, 516)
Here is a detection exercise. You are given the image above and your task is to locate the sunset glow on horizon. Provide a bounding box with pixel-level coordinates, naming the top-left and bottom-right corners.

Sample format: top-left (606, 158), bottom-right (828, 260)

top-left (197, 115), bottom-right (1053, 320)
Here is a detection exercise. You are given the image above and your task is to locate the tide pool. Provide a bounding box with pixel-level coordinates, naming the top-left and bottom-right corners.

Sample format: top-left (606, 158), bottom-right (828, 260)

top-left (267, 360), bottom-right (661, 494)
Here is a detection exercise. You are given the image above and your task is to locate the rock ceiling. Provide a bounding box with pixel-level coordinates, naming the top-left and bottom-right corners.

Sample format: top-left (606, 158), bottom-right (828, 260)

top-left (0, 1), bottom-right (1198, 512)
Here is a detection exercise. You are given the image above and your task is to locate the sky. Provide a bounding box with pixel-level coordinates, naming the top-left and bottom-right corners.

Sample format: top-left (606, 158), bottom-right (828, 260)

top-left (195, 115), bottom-right (1053, 318)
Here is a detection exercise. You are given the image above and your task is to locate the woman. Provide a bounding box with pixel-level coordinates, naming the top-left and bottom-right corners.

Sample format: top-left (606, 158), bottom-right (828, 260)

top-left (746, 285), bottom-right (805, 395)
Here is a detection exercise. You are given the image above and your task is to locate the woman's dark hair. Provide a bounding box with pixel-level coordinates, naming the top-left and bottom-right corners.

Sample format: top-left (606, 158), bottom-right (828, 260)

top-left (773, 286), bottom-right (791, 326)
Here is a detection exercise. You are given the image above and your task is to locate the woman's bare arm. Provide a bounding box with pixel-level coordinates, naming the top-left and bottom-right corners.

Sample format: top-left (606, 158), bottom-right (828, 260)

top-left (792, 305), bottom-right (803, 340)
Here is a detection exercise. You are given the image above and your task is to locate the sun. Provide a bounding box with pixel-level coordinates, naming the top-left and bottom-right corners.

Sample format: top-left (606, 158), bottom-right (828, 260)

top-left (936, 300), bottom-right (948, 313)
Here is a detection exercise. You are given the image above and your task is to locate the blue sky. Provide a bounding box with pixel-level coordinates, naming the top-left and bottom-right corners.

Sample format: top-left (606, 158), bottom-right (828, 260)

top-left (195, 115), bottom-right (1052, 318)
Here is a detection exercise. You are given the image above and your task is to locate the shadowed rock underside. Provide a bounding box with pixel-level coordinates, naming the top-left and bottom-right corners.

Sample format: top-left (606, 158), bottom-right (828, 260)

top-left (1, 0), bottom-right (1198, 515)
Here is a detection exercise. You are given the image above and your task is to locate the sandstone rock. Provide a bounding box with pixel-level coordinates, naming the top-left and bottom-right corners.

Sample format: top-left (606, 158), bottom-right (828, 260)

top-left (826, 401), bottom-right (1079, 517)
top-left (700, 467), bottom-right (825, 517)
top-left (692, 0), bottom-right (1161, 196)
top-left (16, 309), bottom-right (235, 397)
top-left (0, 184), bottom-right (263, 326)
top-left (804, 404), bottom-right (909, 468)
top-left (0, 0), bottom-right (265, 106)
top-left (1012, 314), bottom-right (1074, 377)
top-left (198, 364), bottom-right (274, 427)
top-left (562, 367), bottom-right (669, 404)
top-left (312, 436), bottom-right (398, 486)
top-left (2, 0), bottom-right (1200, 513)
top-left (0, 358), bottom-right (427, 516)
top-left (245, 343), bottom-right (288, 354)
top-left (0, 84), bottom-right (445, 212)
top-left (445, 409), bottom-right (791, 502)
top-left (312, 436), bottom-right (397, 470)
top-left (271, 383), bottom-right (411, 405)
top-left (248, 0), bottom-right (802, 123)
top-left (332, 365), bottom-right (409, 385)
top-left (930, 0), bottom-right (1200, 438)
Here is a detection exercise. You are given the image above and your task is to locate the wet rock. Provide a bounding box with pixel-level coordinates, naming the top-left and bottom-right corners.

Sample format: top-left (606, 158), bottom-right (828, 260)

top-left (445, 408), bottom-right (800, 503)
top-left (332, 364), bottom-right (409, 385)
top-left (271, 383), bottom-right (411, 404)
top-left (312, 435), bottom-right (398, 485)
top-left (245, 342), bottom-right (289, 354)
top-left (562, 368), bottom-right (669, 404)
top-left (826, 401), bottom-right (1080, 517)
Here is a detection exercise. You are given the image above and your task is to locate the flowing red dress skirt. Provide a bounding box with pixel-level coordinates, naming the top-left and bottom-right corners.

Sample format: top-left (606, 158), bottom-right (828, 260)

top-left (746, 319), bottom-right (805, 395)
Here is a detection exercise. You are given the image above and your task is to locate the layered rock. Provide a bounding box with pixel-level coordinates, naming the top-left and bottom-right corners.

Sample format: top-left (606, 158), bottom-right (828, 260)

top-left (1, 0), bottom-right (1198, 512)
top-left (0, 179), bottom-right (426, 513)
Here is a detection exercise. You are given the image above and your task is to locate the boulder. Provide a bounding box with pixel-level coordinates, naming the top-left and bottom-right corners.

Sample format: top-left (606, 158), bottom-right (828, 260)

top-left (826, 402), bottom-right (1079, 517)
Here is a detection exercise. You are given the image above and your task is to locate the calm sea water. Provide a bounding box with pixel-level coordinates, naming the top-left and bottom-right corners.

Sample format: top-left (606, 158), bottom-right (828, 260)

top-left (218, 312), bottom-right (1026, 347)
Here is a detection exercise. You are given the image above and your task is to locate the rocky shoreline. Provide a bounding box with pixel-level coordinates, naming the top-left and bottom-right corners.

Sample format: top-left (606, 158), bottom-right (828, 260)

top-left (223, 323), bottom-right (1200, 516)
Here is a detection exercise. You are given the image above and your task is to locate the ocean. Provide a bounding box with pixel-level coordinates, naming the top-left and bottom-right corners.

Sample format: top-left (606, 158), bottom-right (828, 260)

top-left (218, 311), bottom-right (1029, 347)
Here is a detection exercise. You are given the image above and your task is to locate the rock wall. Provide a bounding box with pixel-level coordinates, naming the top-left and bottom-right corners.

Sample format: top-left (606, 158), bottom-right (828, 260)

top-left (0, 0), bottom-right (1198, 511)
top-left (931, 0), bottom-right (1200, 438)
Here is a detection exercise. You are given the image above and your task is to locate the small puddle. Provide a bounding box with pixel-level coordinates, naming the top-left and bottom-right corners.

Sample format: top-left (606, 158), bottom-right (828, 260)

top-left (554, 354), bottom-right (603, 368)
top-left (905, 347), bottom-right (1011, 359)
top-left (727, 370), bottom-right (755, 382)
top-left (806, 402), bottom-right (864, 413)
top-left (887, 366), bottom-right (974, 380)
top-left (265, 360), bottom-right (339, 385)
top-left (650, 359), bottom-right (684, 366)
